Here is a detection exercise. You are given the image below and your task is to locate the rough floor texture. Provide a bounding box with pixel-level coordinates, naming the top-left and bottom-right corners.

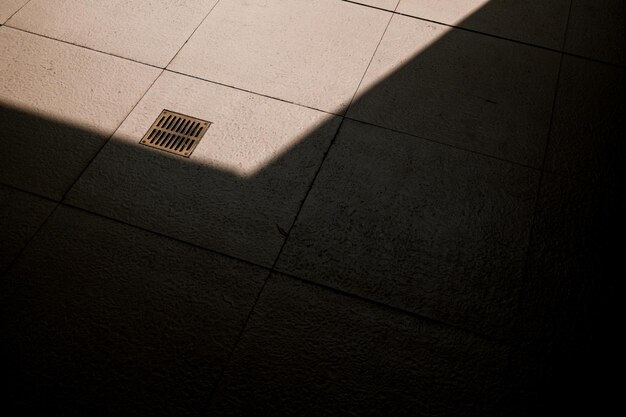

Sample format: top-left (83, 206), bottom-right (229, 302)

top-left (1, 1), bottom-right (622, 416)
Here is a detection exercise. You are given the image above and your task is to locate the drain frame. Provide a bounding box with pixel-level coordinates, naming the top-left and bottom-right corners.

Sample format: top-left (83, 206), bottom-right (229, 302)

top-left (140, 110), bottom-right (211, 157)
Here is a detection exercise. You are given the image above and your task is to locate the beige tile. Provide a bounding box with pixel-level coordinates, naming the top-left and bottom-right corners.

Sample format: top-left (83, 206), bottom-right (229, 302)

top-left (0, 185), bottom-right (57, 272)
top-left (347, 14), bottom-right (560, 167)
top-left (6, 0), bottom-right (219, 67)
top-left (169, 0), bottom-right (391, 113)
top-left (396, 0), bottom-right (570, 49)
top-left (277, 119), bottom-right (540, 338)
top-left (566, 0), bottom-right (626, 65)
top-left (0, 27), bottom-right (161, 199)
top-left (0, 0), bottom-right (29, 23)
top-left (66, 71), bottom-right (341, 266)
top-left (349, 0), bottom-right (399, 10)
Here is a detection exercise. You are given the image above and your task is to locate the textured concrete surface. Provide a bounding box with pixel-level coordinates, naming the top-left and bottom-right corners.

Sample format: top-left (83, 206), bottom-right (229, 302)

top-left (0, 0), bottom-right (29, 23)
top-left (0, 1), bottom-right (621, 415)
top-left (277, 119), bottom-right (539, 338)
top-left (348, 14), bottom-right (560, 167)
top-left (0, 185), bottom-right (56, 272)
top-left (396, 0), bottom-right (571, 49)
top-left (170, 0), bottom-right (391, 113)
top-left (209, 274), bottom-right (511, 416)
top-left (6, 0), bottom-right (220, 67)
top-left (1, 206), bottom-right (267, 416)
top-left (350, 0), bottom-right (399, 11)
top-left (566, 0), bottom-right (626, 65)
top-left (0, 27), bottom-right (160, 199)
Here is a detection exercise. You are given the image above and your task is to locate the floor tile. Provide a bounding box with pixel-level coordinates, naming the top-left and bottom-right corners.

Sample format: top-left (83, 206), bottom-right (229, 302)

top-left (0, 27), bottom-right (160, 199)
top-left (277, 120), bottom-right (540, 338)
top-left (0, 185), bottom-right (56, 272)
top-left (65, 71), bottom-right (341, 267)
top-left (0, 206), bottom-right (267, 416)
top-left (5, 0), bottom-right (219, 67)
top-left (565, 0), bottom-right (626, 66)
top-left (209, 274), bottom-right (510, 416)
top-left (396, 0), bottom-right (571, 49)
top-left (348, 0), bottom-right (399, 11)
top-left (169, 0), bottom-right (391, 113)
top-left (347, 14), bottom-right (560, 167)
top-left (0, 0), bottom-right (28, 23)
top-left (512, 57), bottom-right (624, 350)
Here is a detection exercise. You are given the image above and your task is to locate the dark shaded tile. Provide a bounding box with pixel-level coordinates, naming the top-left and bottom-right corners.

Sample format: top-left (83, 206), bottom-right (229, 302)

top-left (0, 184), bottom-right (56, 272)
top-left (347, 14), bottom-right (560, 167)
top-left (209, 274), bottom-right (511, 416)
top-left (277, 120), bottom-right (540, 339)
top-left (397, 0), bottom-right (571, 49)
top-left (565, 0), bottom-right (626, 65)
top-left (0, 27), bottom-right (160, 199)
top-left (0, 206), bottom-right (267, 416)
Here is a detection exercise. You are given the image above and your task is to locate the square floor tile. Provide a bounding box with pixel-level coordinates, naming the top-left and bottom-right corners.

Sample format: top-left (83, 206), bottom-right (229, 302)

top-left (208, 274), bottom-right (510, 416)
top-left (396, 0), bottom-right (570, 49)
top-left (565, 0), bottom-right (626, 66)
top-left (169, 0), bottom-right (391, 113)
top-left (0, 185), bottom-right (56, 272)
top-left (0, 206), bottom-right (267, 416)
top-left (66, 71), bottom-right (341, 266)
top-left (277, 120), bottom-right (540, 338)
top-left (347, 14), bottom-right (560, 167)
top-left (0, 0), bottom-right (28, 23)
top-left (0, 27), bottom-right (160, 199)
top-left (6, 0), bottom-right (219, 67)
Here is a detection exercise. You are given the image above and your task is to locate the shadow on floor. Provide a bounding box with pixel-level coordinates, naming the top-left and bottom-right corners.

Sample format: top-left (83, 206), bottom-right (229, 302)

top-left (1, 1), bottom-right (624, 415)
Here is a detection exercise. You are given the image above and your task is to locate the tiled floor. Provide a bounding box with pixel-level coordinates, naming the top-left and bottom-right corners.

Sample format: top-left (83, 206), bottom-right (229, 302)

top-left (1, 1), bottom-right (623, 415)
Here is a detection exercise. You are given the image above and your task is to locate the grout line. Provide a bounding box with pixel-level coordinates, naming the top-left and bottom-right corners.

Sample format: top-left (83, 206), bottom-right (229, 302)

top-left (167, 68), bottom-right (543, 170)
top-left (164, 0), bottom-right (223, 69)
top-left (0, 202), bottom-right (60, 278)
top-left (342, 0), bottom-right (397, 14)
top-left (344, 4), bottom-right (396, 114)
top-left (2, 0), bottom-right (34, 24)
top-left (201, 270), bottom-right (272, 412)
top-left (274, 268), bottom-right (513, 349)
top-left (164, 68), bottom-right (343, 117)
top-left (560, 0), bottom-right (576, 52)
top-left (2, 25), bottom-right (163, 70)
top-left (0, 182), bottom-right (60, 204)
top-left (345, 117), bottom-right (543, 171)
top-left (58, 69), bottom-right (166, 202)
top-left (60, 200), bottom-right (268, 271)
top-left (341, 0), bottom-right (625, 69)
top-left (269, 117), bottom-right (346, 272)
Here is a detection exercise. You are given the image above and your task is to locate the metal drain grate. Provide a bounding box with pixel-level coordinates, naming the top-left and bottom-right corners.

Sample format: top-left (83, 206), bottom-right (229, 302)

top-left (140, 110), bottom-right (211, 157)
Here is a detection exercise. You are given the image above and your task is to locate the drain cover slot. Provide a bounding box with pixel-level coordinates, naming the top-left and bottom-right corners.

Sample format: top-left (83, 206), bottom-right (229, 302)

top-left (140, 110), bottom-right (211, 157)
